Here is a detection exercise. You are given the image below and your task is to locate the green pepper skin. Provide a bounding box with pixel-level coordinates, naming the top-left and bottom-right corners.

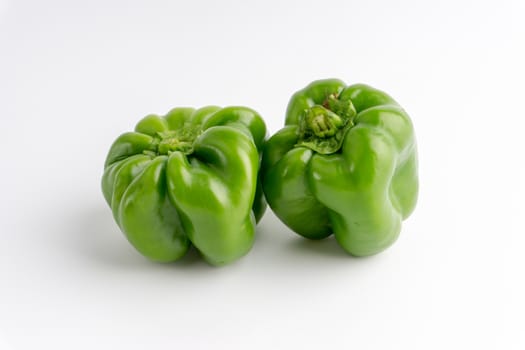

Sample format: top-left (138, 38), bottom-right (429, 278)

top-left (102, 106), bottom-right (267, 265)
top-left (262, 79), bottom-right (418, 256)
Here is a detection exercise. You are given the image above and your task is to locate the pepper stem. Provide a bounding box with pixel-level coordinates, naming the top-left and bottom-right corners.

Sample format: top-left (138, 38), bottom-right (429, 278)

top-left (306, 106), bottom-right (344, 138)
top-left (296, 94), bottom-right (356, 154)
top-left (149, 124), bottom-right (201, 156)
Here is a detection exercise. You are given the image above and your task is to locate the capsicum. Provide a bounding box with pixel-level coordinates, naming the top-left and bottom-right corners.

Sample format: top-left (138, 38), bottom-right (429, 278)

top-left (262, 79), bottom-right (418, 256)
top-left (102, 106), bottom-right (267, 265)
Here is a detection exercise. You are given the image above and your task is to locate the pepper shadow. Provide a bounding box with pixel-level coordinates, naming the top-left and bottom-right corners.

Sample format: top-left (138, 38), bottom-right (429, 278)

top-left (67, 203), bottom-right (208, 270)
top-left (254, 213), bottom-right (361, 263)
top-left (286, 235), bottom-right (354, 259)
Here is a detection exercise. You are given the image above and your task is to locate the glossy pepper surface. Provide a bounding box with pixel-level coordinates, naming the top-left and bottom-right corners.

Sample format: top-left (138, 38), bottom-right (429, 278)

top-left (262, 79), bottom-right (418, 256)
top-left (102, 106), bottom-right (267, 265)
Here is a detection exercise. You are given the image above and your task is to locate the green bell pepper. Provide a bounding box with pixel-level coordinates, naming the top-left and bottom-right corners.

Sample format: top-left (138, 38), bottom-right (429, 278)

top-left (262, 79), bottom-right (418, 256)
top-left (102, 106), bottom-right (267, 265)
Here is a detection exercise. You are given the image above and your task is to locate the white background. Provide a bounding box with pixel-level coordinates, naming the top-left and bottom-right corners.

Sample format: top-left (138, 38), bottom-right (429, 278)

top-left (1, 0), bottom-right (524, 349)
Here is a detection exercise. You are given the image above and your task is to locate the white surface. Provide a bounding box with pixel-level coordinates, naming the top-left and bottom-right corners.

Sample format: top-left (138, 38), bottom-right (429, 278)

top-left (1, 0), bottom-right (524, 349)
